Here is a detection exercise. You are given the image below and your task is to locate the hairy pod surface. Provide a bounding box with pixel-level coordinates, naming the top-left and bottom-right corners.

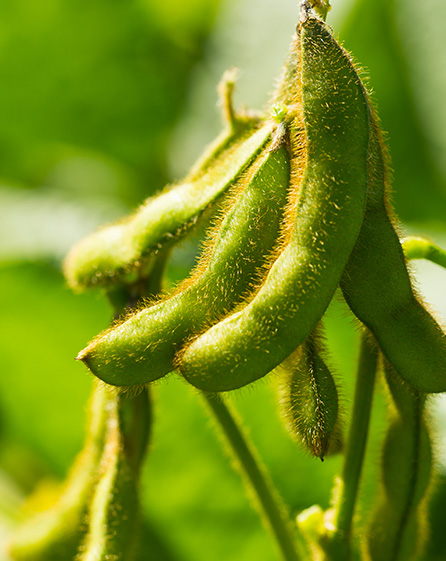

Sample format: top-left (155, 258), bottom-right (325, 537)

top-left (64, 117), bottom-right (272, 292)
top-left (340, 112), bottom-right (446, 393)
top-left (8, 386), bottom-right (110, 561)
top-left (367, 365), bottom-right (432, 561)
top-left (78, 141), bottom-right (291, 386)
top-left (179, 14), bottom-right (369, 392)
top-left (78, 390), bottom-right (151, 561)
top-left (278, 333), bottom-right (341, 459)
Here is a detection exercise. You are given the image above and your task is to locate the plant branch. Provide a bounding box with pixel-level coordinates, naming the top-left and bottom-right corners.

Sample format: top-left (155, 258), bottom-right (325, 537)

top-left (303, 0), bottom-right (331, 21)
top-left (402, 236), bottom-right (446, 269)
top-left (327, 332), bottom-right (378, 558)
top-left (203, 393), bottom-right (304, 561)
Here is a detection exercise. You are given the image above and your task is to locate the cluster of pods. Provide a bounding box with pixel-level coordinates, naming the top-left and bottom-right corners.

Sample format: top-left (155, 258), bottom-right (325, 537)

top-left (9, 2), bottom-right (445, 560)
top-left (68, 6), bottom-right (445, 415)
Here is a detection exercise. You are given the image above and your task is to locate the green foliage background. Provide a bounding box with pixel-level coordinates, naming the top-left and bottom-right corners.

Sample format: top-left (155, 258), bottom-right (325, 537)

top-left (0, 0), bottom-right (445, 559)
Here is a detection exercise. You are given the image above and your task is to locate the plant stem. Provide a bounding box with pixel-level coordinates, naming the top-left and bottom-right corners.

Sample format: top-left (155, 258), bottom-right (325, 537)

top-left (328, 332), bottom-right (378, 558)
top-left (204, 393), bottom-right (304, 561)
top-left (303, 0), bottom-right (331, 21)
top-left (402, 236), bottom-right (446, 269)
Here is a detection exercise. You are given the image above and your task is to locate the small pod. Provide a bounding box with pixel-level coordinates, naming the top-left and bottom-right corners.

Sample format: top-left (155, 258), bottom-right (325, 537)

top-left (78, 390), bottom-right (151, 561)
top-left (340, 110), bottom-right (446, 393)
top-left (78, 140), bottom-right (291, 386)
top-left (178, 13), bottom-right (369, 392)
top-left (367, 364), bottom-right (432, 561)
top-left (278, 333), bottom-right (341, 459)
top-left (8, 386), bottom-right (110, 561)
top-left (64, 114), bottom-right (273, 292)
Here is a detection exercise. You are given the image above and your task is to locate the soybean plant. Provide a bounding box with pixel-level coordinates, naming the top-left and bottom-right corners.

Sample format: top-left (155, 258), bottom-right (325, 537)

top-left (8, 1), bottom-right (446, 561)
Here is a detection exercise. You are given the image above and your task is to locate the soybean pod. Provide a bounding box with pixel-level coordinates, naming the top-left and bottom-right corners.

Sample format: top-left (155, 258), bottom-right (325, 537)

top-left (367, 364), bottom-right (432, 561)
top-left (78, 390), bottom-right (151, 561)
top-left (8, 385), bottom-right (110, 561)
top-left (64, 105), bottom-right (272, 292)
top-left (340, 111), bottom-right (446, 393)
top-left (278, 331), bottom-right (341, 460)
top-left (78, 139), bottom-right (291, 386)
top-left (178, 11), bottom-right (369, 392)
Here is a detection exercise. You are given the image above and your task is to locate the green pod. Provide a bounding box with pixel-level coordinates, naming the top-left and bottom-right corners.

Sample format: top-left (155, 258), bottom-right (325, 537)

top-left (78, 141), bottom-right (291, 386)
top-left (8, 385), bottom-right (110, 561)
top-left (278, 334), bottom-right (341, 459)
top-left (340, 112), bottom-right (446, 393)
top-left (367, 365), bottom-right (432, 561)
top-left (380, 415), bottom-right (431, 509)
top-left (178, 13), bottom-right (369, 392)
top-left (367, 503), bottom-right (423, 561)
top-left (64, 115), bottom-right (273, 292)
top-left (78, 390), bottom-right (151, 561)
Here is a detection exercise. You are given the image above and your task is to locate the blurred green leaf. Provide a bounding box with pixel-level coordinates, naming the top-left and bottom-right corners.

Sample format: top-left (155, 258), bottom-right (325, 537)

top-left (0, 0), bottom-right (220, 204)
top-left (338, 0), bottom-right (446, 222)
top-left (0, 262), bottom-right (109, 474)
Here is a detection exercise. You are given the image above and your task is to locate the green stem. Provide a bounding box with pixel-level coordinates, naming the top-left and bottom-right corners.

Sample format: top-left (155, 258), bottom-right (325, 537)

top-left (106, 249), bottom-right (169, 316)
top-left (203, 393), bottom-right (303, 561)
top-left (328, 333), bottom-right (378, 558)
top-left (218, 68), bottom-right (238, 130)
top-left (402, 236), bottom-right (446, 269)
top-left (304, 0), bottom-right (331, 21)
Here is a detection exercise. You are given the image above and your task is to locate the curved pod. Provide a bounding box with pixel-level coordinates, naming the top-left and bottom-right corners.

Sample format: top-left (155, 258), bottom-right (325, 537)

top-left (340, 115), bottom-right (446, 393)
top-left (79, 142), bottom-right (291, 385)
top-left (367, 365), bottom-right (432, 561)
top-left (64, 118), bottom-right (272, 291)
top-left (179, 14), bottom-right (370, 392)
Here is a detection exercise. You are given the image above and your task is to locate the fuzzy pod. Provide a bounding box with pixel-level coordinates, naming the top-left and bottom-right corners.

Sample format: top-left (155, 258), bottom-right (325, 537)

top-left (8, 386), bottom-right (111, 561)
top-left (64, 114), bottom-right (273, 292)
top-left (78, 139), bottom-right (291, 386)
top-left (366, 365), bottom-right (432, 561)
top-left (367, 503), bottom-right (425, 561)
top-left (340, 110), bottom-right (446, 393)
top-left (77, 390), bottom-right (151, 561)
top-left (278, 334), bottom-right (341, 459)
top-left (178, 12), bottom-right (369, 392)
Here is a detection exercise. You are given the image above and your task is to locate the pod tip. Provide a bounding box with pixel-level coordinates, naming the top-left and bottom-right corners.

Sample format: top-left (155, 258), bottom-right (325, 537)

top-left (76, 348), bottom-right (89, 363)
